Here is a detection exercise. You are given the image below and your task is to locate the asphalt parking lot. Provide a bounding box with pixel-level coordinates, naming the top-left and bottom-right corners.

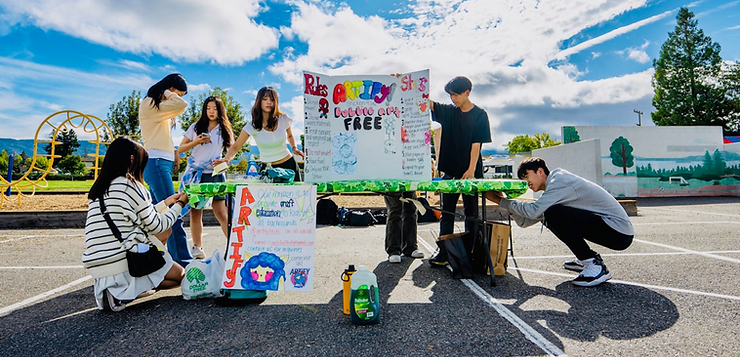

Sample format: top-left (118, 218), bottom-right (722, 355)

top-left (0, 196), bottom-right (739, 356)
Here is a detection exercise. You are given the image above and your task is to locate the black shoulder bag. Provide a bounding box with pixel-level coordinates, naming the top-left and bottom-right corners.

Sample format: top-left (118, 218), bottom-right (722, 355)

top-left (100, 197), bottom-right (166, 277)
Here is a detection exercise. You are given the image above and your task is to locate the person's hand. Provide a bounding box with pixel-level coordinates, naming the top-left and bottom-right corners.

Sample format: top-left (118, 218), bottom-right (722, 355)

top-left (165, 193), bottom-right (181, 206)
top-left (461, 169), bottom-right (475, 180)
top-left (171, 192), bottom-right (189, 207)
top-left (293, 147), bottom-right (305, 159)
top-left (485, 191), bottom-right (504, 205)
top-left (196, 133), bottom-right (212, 145)
top-left (173, 150), bottom-right (181, 173)
top-left (211, 158), bottom-right (228, 166)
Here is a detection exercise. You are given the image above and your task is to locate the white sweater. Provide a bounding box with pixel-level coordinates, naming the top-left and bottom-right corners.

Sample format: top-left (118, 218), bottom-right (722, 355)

top-left (82, 177), bottom-right (182, 278)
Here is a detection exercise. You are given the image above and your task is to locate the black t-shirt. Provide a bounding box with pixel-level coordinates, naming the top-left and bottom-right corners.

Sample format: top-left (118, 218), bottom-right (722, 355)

top-left (432, 102), bottom-right (492, 178)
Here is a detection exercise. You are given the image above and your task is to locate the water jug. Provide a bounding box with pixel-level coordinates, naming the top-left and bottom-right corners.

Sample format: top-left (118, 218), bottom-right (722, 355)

top-left (246, 156), bottom-right (259, 180)
top-left (349, 265), bottom-right (380, 325)
top-left (341, 264), bottom-right (356, 315)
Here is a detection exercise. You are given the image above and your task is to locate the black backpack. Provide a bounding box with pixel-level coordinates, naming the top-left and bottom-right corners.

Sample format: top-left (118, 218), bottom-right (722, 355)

top-left (339, 208), bottom-right (377, 226)
top-left (316, 198), bottom-right (339, 225)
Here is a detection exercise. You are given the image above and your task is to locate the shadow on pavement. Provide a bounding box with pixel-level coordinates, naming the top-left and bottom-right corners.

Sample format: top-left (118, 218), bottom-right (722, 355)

top-left (0, 263), bottom-right (678, 357)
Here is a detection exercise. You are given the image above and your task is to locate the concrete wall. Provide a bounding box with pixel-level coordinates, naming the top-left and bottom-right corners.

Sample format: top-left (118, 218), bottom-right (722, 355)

top-left (560, 125), bottom-right (739, 197)
top-left (532, 138), bottom-right (603, 185)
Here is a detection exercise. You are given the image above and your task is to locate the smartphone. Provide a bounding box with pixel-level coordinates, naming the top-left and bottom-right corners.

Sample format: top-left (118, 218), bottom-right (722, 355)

top-left (201, 132), bottom-right (211, 138)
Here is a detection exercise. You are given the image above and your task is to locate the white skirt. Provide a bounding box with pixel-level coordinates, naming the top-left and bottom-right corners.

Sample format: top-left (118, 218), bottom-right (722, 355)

top-left (93, 251), bottom-right (175, 310)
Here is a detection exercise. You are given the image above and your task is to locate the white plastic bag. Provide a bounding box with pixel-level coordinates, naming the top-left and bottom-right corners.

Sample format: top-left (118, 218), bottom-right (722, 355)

top-left (181, 250), bottom-right (225, 300)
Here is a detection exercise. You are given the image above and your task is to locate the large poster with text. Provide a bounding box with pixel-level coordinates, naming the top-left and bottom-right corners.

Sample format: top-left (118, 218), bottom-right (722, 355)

top-left (303, 70), bottom-right (432, 182)
top-left (222, 184), bottom-right (317, 291)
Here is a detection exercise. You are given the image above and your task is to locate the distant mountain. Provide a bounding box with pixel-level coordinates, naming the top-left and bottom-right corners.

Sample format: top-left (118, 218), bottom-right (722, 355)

top-left (0, 138), bottom-right (106, 157)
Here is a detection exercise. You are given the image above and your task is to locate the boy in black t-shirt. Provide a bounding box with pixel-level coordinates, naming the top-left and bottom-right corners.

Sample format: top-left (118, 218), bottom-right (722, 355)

top-left (429, 76), bottom-right (492, 266)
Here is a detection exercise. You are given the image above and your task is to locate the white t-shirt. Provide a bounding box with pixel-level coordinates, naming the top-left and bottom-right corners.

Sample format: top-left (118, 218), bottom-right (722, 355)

top-left (243, 114), bottom-right (292, 163)
top-left (184, 124), bottom-right (230, 173)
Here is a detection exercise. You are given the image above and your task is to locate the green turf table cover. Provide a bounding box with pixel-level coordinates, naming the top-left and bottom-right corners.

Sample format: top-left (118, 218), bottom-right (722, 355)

top-left (184, 179), bottom-right (528, 205)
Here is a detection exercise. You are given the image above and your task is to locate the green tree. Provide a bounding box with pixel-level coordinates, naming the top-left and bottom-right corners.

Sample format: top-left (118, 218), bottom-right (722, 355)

top-left (56, 155), bottom-right (87, 176)
top-left (609, 136), bottom-right (634, 175)
top-left (504, 132), bottom-right (560, 154)
top-left (180, 87), bottom-right (248, 134)
top-left (106, 90), bottom-right (142, 139)
top-left (652, 7), bottom-right (733, 132)
top-left (563, 126), bottom-right (580, 144)
top-left (45, 129), bottom-right (80, 160)
top-left (31, 155), bottom-right (50, 172)
top-left (179, 87), bottom-right (250, 161)
top-left (711, 149), bottom-right (726, 176)
top-left (721, 61), bottom-right (740, 134)
top-left (0, 150), bottom-right (8, 174)
top-left (701, 150), bottom-right (713, 175)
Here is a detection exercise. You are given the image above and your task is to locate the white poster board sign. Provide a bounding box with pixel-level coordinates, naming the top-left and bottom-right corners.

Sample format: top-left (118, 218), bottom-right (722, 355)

top-left (303, 69), bottom-right (432, 182)
top-left (222, 184), bottom-right (317, 291)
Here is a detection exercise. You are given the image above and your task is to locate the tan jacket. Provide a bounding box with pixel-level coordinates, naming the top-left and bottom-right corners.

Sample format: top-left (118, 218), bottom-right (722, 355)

top-left (139, 90), bottom-right (187, 156)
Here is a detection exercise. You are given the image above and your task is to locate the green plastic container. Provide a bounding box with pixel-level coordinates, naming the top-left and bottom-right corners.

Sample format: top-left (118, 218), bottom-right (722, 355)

top-left (349, 265), bottom-right (380, 325)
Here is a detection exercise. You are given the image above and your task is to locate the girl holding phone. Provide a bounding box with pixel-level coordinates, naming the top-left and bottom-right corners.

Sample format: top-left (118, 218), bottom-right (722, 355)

top-left (177, 96), bottom-right (234, 259)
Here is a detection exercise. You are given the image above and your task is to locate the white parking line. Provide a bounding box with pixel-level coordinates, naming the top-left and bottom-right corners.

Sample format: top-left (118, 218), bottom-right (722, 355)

top-left (0, 265), bottom-right (84, 270)
top-left (633, 220), bottom-right (740, 226)
top-left (0, 234), bottom-right (82, 244)
top-left (0, 276), bottom-right (92, 317)
top-left (633, 238), bottom-right (740, 264)
top-left (641, 207), bottom-right (740, 218)
top-left (510, 267), bottom-right (740, 301)
top-left (418, 238), bottom-right (567, 356)
top-left (0, 235), bottom-right (36, 244)
top-left (513, 250), bottom-right (740, 260)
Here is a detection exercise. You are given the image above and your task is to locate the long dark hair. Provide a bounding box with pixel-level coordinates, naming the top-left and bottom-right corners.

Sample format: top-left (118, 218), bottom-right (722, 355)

top-left (88, 137), bottom-right (148, 201)
top-left (146, 73), bottom-right (188, 110)
top-left (250, 86), bottom-right (282, 131)
top-left (195, 96), bottom-right (233, 150)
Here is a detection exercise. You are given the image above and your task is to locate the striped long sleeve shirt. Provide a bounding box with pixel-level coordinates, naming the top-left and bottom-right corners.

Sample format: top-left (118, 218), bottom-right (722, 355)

top-left (82, 176), bottom-right (183, 278)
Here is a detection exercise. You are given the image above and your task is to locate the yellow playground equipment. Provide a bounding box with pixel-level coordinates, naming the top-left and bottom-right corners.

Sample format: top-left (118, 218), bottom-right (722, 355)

top-left (0, 110), bottom-right (113, 208)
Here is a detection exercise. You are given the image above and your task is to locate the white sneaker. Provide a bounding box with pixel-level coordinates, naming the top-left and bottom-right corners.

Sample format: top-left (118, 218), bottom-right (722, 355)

top-left (388, 255), bottom-right (402, 263)
top-left (563, 259), bottom-right (584, 272)
top-left (102, 289), bottom-right (126, 312)
top-left (191, 246), bottom-right (206, 259)
top-left (408, 250), bottom-right (425, 259)
top-left (571, 256), bottom-right (611, 287)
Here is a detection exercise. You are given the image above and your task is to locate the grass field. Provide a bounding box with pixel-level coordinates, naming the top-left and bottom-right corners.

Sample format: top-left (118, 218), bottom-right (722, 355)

top-left (13, 180), bottom-right (181, 191)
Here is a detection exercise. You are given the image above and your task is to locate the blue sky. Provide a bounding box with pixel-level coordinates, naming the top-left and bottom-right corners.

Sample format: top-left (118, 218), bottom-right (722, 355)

top-left (0, 0), bottom-right (738, 153)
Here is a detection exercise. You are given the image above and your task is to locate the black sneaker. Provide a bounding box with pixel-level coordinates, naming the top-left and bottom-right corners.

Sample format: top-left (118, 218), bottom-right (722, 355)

top-left (563, 259), bottom-right (584, 272)
top-left (429, 252), bottom-right (448, 267)
top-left (102, 289), bottom-right (126, 312)
top-left (571, 256), bottom-right (611, 287)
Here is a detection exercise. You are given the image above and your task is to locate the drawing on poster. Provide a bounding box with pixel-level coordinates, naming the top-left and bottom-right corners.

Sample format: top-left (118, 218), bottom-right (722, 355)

top-left (303, 69), bottom-right (431, 181)
top-left (223, 184), bottom-right (317, 291)
top-left (240, 252), bottom-right (287, 290)
top-left (332, 132), bottom-right (357, 175)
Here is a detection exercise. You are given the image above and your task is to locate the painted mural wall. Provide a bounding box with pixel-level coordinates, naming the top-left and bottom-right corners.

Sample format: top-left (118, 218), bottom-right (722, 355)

top-left (561, 126), bottom-right (740, 197)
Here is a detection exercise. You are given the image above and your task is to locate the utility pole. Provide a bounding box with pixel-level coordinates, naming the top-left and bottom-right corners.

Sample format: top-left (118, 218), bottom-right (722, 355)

top-left (633, 109), bottom-right (643, 126)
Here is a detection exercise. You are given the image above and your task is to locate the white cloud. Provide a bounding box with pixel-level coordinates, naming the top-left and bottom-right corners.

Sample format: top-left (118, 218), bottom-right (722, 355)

top-left (118, 60), bottom-right (150, 72)
top-left (623, 40), bottom-right (651, 63)
top-left (269, 0), bottom-right (661, 151)
top-left (0, 57), bottom-right (155, 138)
top-left (187, 83), bottom-right (212, 94)
top-left (282, 95), bottom-right (306, 138)
top-left (0, 0), bottom-right (279, 65)
top-left (554, 8), bottom-right (673, 60)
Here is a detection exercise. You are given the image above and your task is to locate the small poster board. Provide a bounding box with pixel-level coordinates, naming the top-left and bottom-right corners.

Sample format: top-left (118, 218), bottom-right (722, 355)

top-left (222, 184), bottom-right (317, 291)
top-left (303, 69), bottom-right (432, 182)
